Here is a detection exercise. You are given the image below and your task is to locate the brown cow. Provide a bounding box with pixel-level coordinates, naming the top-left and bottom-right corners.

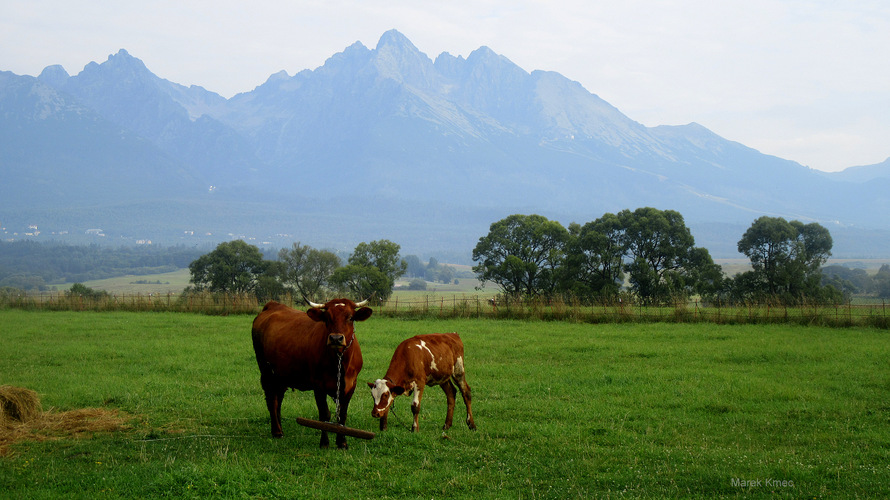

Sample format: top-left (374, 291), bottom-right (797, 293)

top-left (367, 333), bottom-right (476, 432)
top-left (251, 299), bottom-right (372, 449)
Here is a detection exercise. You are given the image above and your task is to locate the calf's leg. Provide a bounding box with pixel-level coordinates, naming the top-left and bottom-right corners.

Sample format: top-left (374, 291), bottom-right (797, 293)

top-left (410, 384), bottom-right (426, 432)
top-left (454, 374), bottom-right (477, 430)
top-left (441, 381), bottom-right (457, 430)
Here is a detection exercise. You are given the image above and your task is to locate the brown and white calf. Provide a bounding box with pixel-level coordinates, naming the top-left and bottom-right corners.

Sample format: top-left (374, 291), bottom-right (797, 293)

top-left (367, 333), bottom-right (476, 432)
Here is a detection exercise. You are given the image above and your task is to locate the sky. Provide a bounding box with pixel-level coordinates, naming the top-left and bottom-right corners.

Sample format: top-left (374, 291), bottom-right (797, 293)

top-left (2, 0), bottom-right (888, 172)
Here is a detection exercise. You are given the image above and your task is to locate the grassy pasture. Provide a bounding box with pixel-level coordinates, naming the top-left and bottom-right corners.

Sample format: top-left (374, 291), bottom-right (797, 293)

top-left (1, 311), bottom-right (888, 498)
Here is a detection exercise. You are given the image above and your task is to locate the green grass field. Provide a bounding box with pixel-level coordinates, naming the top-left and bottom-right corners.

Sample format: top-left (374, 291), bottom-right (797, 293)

top-left (1, 311), bottom-right (888, 498)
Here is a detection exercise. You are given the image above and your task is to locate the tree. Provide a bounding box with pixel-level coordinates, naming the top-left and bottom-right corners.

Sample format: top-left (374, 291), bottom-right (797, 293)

top-left (737, 216), bottom-right (833, 301)
top-left (67, 283), bottom-right (108, 300)
top-left (188, 240), bottom-right (269, 295)
top-left (278, 242), bottom-right (341, 301)
top-left (874, 264), bottom-right (890, 299)
top-left (619, 207), bottom-right (698, 303)
top-left (339, 240), bottom-right (406, 302)
top-left (561, 215), bottom-right (625, 299)
top-left (403, 255), bottom-right (425, 278)
top-left (408, 278), bottom-right (428, 291)
top-left (472, 214), bottom-right (568, 298)
top-left (679, 246), bottom-right (725, 302)
top-left (737, 216), bottom-right (797, 296)
top-left (330, 265), bottom-right (391, 301)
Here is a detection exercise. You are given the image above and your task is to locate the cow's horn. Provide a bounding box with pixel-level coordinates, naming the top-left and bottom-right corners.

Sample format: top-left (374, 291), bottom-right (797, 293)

top-left (307, 299), bottom-right (325, 309)
top-left (355, 298), bottom-right (370, 307)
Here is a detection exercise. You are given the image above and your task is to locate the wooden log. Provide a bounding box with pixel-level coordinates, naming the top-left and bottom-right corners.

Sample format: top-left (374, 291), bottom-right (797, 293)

top-left (296, 417), bottom-right (376, 440)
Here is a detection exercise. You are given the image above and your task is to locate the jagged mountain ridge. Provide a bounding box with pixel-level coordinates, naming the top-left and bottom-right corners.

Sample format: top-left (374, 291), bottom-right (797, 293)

top-left (1, 29), bottom-right (888, 256)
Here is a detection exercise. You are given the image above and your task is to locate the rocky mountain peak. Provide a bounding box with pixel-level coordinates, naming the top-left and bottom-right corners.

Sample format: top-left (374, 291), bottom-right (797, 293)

top-left (37, 64), bottom-right (70, 88)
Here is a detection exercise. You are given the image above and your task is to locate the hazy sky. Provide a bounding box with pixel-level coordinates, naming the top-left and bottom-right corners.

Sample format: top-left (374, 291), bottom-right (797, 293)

top-left (3, 0), bottom-right (888, 172)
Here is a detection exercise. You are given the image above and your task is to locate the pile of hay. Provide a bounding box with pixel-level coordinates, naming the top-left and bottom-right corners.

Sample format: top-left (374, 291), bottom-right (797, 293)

top-left (0, 385), bottom-right (42, 425)
top-left (1, 385), bottom-right (132, 455)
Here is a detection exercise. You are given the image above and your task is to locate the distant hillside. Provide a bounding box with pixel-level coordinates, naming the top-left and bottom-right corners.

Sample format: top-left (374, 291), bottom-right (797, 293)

top-left (824, 157), bottom-right (890, 183)
top-left (1, 30), bottom-right (888, 258)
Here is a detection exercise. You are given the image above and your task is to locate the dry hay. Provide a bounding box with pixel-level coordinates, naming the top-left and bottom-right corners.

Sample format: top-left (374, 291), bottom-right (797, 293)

top-left (0, 385), bottom-right (42, 424)
top-left (0, 385), bottom-right (133, 456)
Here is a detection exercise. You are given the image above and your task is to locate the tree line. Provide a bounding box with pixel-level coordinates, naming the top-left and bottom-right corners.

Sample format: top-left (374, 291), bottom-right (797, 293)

top-left (185, 239), bottom-right (408, 303)
top-left (183, 207), bottom-right (880, 307)
top-left (0, 241), bottom-right (203, 291)
top-left (472, 209), bottom-right (843, 305)
top-left (6, 207), bottom-right (889, 304)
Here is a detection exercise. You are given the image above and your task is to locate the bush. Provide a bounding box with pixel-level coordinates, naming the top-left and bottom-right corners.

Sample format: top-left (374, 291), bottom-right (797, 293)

top-left (408, 278), bottom-right (428, 291)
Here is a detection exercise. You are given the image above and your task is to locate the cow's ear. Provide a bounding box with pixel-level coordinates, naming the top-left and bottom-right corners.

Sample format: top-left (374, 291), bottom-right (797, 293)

top-left (367, 381), bottom-right (375, 389)
top-left (353, 307), bottom-right (373, 322)
top-left (306, 308), bottom-right (325, 322)
top-left (391, 386), bottom-right (405, 396)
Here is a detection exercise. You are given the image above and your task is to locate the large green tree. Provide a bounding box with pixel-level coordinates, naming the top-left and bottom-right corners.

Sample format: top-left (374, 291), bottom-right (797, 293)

top-left (618, 207), bottom-right (702, 303)
top-left (330, 240), bottom-right (406, 302)
top-left (277, 242), bottom-right (341, 301)
top-left (188, 240), bottom-right (269, 295)
top-left (561, 214), bottom-right (625, 298)
top-left (330, 265), bottom-right (391, 302)
top-left (472, 214), bottom-right (568, 298)
top-left (736, 216), bottom-right (833, 301)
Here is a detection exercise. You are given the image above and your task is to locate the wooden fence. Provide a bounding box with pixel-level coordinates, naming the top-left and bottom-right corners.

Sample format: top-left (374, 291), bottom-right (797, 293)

top-left (1, 292), bottom-right (888, 328)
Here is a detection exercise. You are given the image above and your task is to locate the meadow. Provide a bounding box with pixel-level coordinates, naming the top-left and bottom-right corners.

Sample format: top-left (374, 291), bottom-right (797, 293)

top-left (0, 310), bottom-right (888, 498)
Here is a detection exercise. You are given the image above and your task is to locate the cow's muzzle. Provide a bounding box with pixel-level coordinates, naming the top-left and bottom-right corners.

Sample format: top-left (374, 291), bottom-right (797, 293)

top-left (328, 334), bottom-right (346, 349)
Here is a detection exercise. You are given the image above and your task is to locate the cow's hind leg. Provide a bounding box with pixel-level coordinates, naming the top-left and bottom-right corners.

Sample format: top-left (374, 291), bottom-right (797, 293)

top-left (441, 381), bottom-right (457, 430)
top-left (454, 373), bottom-right (476, 430)
top-left (314, 390), bottom-right (332, 448)
top-left (261, 375), bottom-right (286, 437)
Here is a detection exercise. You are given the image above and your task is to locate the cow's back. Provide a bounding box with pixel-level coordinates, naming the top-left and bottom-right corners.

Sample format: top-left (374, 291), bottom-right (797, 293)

top-left (388, 333), bottom-right (464, 384)
top-left (252, 301), bottom-right (326, 389)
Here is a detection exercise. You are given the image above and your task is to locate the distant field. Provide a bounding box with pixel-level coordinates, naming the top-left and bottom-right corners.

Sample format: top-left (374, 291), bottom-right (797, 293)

top-left (1, 312), bottom-right (888, 497)
top-left (77, 267), bottom-right (490, 298)
top-left (80, 268), bottom-right (191, 295)
top-left (72, 259), bottom-right (890, 296)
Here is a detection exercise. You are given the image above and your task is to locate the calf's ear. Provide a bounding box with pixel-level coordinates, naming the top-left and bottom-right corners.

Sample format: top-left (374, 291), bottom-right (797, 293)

top-left (391, 386), bottom-right (405, 396)
top-left (367, 382), bottom-right (375, 389)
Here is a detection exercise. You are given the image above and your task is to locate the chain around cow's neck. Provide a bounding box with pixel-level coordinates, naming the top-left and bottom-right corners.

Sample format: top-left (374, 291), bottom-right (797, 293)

top-left (331, 334), bottom-right (355, 424)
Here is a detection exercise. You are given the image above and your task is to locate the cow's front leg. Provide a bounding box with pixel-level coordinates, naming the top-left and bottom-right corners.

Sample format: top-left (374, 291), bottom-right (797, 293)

top-left (334, 389), bottom-right (353, 449)
top-left (378, 409), bottom-right (389, 431)
top-left (314, 390), bottom-right (331, 448)
top-left (411, 384), bottom-right (426, 432)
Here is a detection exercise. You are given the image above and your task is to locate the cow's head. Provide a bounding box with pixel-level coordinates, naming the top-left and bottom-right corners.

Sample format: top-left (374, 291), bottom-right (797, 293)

top-left (306, 298), bottom-right (372, 352)
top-left (367, 379), bottom-right (406, 418)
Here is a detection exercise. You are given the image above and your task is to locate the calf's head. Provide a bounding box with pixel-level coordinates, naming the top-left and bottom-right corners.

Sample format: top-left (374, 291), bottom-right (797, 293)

top-left (306, 298), bottom-right (372, 351)
top-left (367, 379), bottom-right (406, 418)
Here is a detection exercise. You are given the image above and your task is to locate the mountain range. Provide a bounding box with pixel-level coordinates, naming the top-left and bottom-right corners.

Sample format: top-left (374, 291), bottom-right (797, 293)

top-left (2, 29), bottom-right (888, 259)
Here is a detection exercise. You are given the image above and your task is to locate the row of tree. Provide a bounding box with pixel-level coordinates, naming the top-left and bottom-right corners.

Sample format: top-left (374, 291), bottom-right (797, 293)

top-left (186, 239), bottom-right (407, 302)
top-left (472, 209), bottom-right (839, 304)
top-left (823, 264), bottom-right (890, 300)
top-left (184, 207), bottom-right (847, 306)
top-left (0, 241), bottom-right (203, 291)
